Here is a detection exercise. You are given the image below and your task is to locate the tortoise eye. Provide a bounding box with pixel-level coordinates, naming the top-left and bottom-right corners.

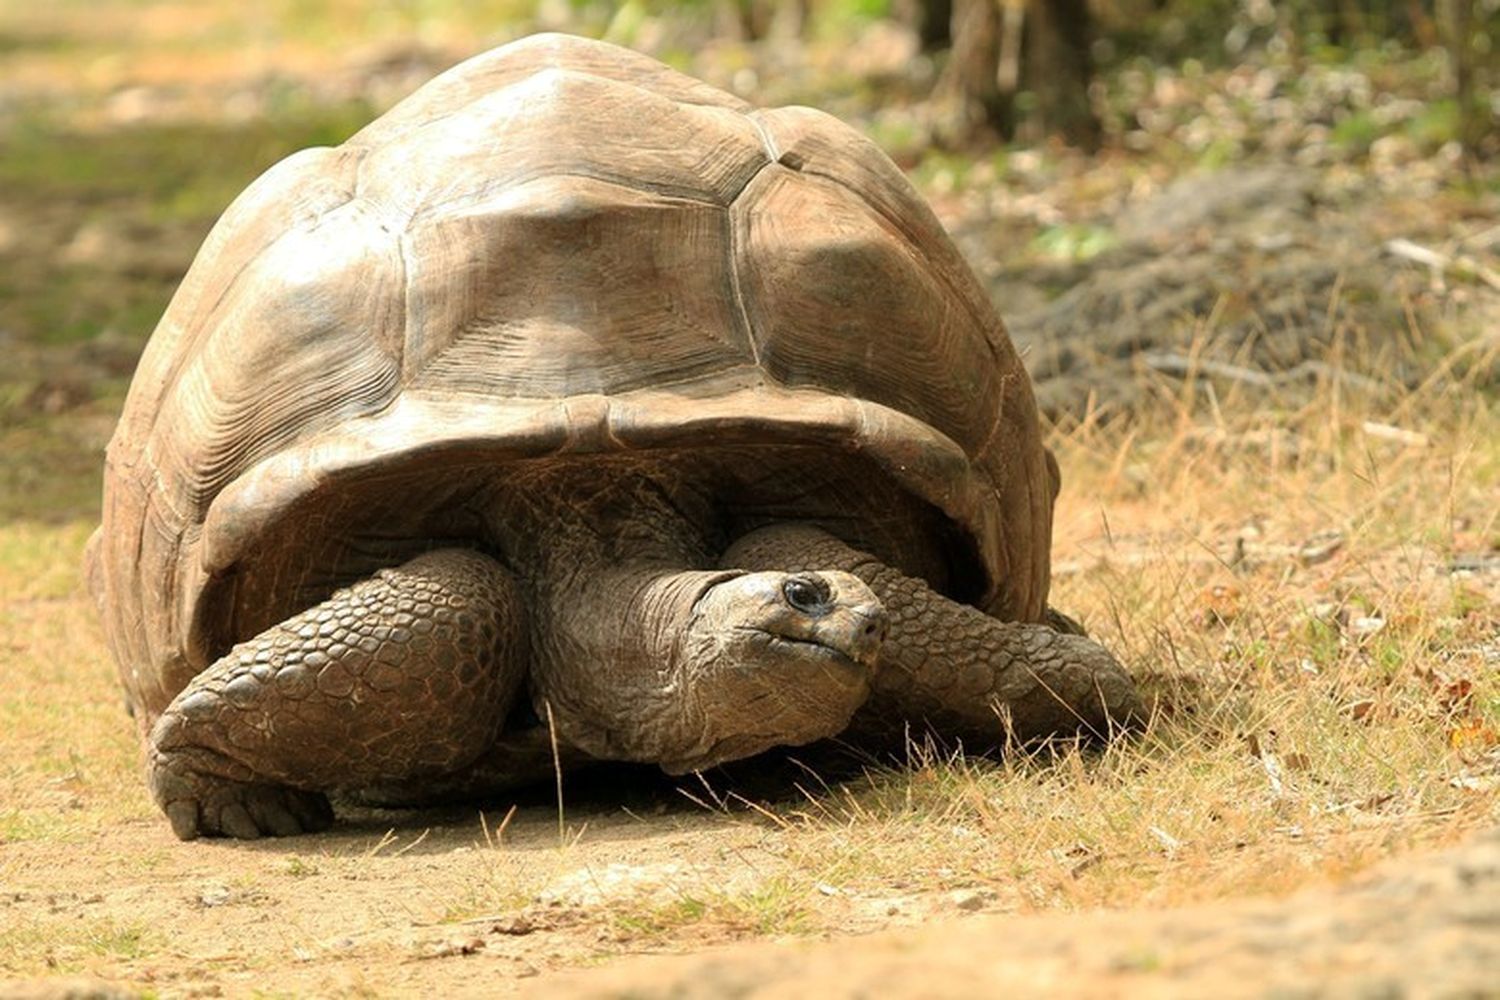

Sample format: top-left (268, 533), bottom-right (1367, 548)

top-left (783, 576), bottom-right (831, 616)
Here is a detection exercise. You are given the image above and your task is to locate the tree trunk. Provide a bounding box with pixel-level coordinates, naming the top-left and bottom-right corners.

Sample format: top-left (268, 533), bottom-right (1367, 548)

top-left (913, 0), bottom-right (954, 50)
top-left (937, 0), bottom-right (1100, 149)
top-left (939, 0), bottom-right (1009, 143)
top-left (1437, 0), bottom-right (1491, 162)
top-left (1022, 0), bottom-right (1101, 150)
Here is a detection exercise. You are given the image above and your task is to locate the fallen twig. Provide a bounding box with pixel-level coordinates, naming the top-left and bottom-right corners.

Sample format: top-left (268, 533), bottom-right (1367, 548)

top-left (1141, 353), bottom-right (1385, 393)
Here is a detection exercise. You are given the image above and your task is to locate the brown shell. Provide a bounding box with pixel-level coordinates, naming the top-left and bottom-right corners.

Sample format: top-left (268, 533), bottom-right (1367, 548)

top-left (89, 34), bottom-right (1058, 719)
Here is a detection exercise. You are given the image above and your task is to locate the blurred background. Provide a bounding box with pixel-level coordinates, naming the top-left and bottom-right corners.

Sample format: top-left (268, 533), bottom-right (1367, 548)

top-left (0, 0), bottom-right (1496, 520)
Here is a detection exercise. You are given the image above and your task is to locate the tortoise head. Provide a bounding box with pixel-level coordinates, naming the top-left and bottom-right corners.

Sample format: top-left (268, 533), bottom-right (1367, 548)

top-left (651, 568), bottom-right (887, 773)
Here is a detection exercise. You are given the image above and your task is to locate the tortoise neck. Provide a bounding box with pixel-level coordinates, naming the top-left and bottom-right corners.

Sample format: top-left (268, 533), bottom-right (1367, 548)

top-left (488, 464), bottom-right (720, 580)
top-left (490, 471), bottom-right (735, 762)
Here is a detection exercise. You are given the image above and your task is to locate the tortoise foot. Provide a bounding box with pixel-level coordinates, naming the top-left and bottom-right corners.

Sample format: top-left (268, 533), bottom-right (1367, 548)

top-left (141, 548), bottom-right (528, 839)
top-left (149, 747), bottom-right (333, 840)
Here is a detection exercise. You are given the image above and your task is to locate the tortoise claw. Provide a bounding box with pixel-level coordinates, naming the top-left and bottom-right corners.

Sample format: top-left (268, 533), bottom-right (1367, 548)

top-left (164, 800), bottom-right (201, 841)
top-left (150, 748), bottom-right (333, 841)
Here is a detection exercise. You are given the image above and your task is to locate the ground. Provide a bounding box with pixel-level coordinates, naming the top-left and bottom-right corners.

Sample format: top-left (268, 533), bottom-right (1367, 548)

top-left (2, 4), bottom-right (1499, 997)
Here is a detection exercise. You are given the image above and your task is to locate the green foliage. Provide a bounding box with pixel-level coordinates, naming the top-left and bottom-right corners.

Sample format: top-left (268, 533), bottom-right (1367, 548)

top-left (1330, 110), bottom-right (1383, 153)
top-left (1405, 98), bottom-right (1461, 149)
top-left (0, 102), bottom-right (374, 351)
top-left (1029, 224), bottom-right (1120, 263)
top-left (0, 917), bottom-right (158, 974)
top-left (1093, 0), bottom-right (1454, 68)
top-left (0, 105), bottom-right (374, 221)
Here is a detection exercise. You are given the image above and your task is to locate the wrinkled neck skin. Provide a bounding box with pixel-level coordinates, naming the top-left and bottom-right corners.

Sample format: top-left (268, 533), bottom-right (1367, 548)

top-left (494, 473), bottom-right (734, 765)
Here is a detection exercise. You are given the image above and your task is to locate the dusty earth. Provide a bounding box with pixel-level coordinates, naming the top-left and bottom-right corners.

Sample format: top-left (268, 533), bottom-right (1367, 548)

top-left (5, 803), bottom-right (1498, 998)
top-left (543, 827), bottom-right (1500, 998)
top-left (5, 818), bottom-right (1498, 997)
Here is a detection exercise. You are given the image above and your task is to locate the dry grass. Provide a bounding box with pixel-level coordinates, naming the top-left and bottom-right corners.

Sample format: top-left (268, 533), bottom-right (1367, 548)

top-left (2, 3), bottom-right (1497, 990)
top-left (610, 331), bottom-right (1500, 931)
top-left (2, 345), bottom-right (1497, 987)
top-left (758, 333), bottom-right (1500, 914)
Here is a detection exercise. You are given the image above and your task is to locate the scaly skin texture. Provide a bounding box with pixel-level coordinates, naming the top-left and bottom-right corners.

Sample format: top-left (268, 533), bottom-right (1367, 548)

top-left (721, 525), bottom-right (1141, 747)
top-left (495, 472), bottom-right (885, 775)
top-left (526, 563), bottom-right (883, 773)
top-left (148, 549), bottom-right (526, 839)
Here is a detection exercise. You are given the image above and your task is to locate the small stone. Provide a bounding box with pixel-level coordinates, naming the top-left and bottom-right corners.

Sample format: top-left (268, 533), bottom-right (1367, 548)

top-left (491, 913), bottom-right (536, 935)
top-left (948, 888), bottom-right (995, 912)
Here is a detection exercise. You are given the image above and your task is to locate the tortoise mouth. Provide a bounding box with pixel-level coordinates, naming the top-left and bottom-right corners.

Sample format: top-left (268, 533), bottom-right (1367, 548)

top-left (737, 628), bottom-right (872, 692)
top-left (662, 630), bottom-right (872, 775)
top-left (766, 632), bottom-right (860, 665)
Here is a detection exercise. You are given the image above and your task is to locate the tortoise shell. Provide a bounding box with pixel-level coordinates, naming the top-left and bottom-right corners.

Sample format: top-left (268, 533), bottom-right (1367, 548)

top-left (88, 34), bottom-right (1058, 721)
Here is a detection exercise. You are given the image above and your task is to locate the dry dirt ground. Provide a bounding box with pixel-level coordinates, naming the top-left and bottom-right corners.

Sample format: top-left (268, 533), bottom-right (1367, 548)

top-left (4, 806), bottom-right (1498, 997)
top-left (542, 828), bottom-right (1500, 998)
top-left (3, 770), bottom-right (1498, 999)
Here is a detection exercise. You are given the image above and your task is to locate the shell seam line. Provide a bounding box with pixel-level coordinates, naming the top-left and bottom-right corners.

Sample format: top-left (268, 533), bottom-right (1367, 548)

top-left (798, 163), bottom-right (1009, 374)
top-left (746, 111), bottom-right (782, 162)
top-left (725, 208), bottom-right (760, 368)
top-left (722, 112), bottom-right (785, 370)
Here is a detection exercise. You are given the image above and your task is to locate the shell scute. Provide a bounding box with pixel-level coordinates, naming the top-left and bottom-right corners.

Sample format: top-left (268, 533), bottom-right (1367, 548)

top-left (734, 168), bottom-right (1000, 455)
top-left (350, 32), bottom-right (749, 150)
top-left (359, 67), bottom-right (769, 218)
top-left (401, 175), bottom-right (753, 397)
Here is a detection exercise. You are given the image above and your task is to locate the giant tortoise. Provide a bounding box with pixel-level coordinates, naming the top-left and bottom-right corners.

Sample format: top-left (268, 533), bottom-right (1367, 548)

top-left (87, 33), bottom-right (1139, 840)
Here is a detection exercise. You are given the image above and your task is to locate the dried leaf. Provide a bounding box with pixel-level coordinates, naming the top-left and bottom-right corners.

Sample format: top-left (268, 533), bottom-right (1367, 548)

top-left (415, 936), bottom-right (486, 960)
top-left (1148, 826), bottom-right (1183, 856)
top-left (1195, 582), bottom-right (1243, 629)
top-left (1298, 531), bottom-right (1345, 565)
top-left (1449, 772), bottom-right (1499, 792)
top-left (1258, 751), bottom-right (1285, 797)
top-left (1447, 719), bottom-right (1499, 751)
top-left (1360, 421), bottom-right (1429, 448)
top-left (1283, 752), bottom-right (1311, 771)
top-left (1437, 678), bottom-right (1475, 714)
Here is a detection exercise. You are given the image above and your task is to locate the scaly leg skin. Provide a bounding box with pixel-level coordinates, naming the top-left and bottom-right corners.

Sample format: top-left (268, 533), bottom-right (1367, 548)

top-left (349, 726), bottom-right (591, 807)
top-left (721, 526), bottom-right (1141, 748)
top-left (148, 549), bottom-right (527, 840)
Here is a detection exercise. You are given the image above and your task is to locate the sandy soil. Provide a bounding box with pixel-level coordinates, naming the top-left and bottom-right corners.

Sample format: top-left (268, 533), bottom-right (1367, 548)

top-left (6, 818), bottom-right (1496, 997)
top-left (1, 797), bottom-right (803, 996)
top-left (543, 826), bottom-right (1500, 999)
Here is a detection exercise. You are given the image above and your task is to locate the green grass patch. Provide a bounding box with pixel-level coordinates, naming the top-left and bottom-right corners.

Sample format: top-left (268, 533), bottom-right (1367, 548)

top-left (0, 102), bottom-right (376, 350)
top-left (1029, 223), bottom-right (1120, 263)
top-left (0, 917), bottom-right (158, 975)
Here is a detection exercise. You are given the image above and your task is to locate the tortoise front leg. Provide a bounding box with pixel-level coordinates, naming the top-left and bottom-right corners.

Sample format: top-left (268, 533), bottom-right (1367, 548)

top-left (721, 526), bottom-right (1140, 747)
top-left (148, 549), bottom-right (526, 840)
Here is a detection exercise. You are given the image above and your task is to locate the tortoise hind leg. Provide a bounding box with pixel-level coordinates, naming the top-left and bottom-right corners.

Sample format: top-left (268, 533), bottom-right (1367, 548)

top-left (148, 549), bottom-right (526, 840)
top-left (721, 526), bottom-right (1141, 748)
